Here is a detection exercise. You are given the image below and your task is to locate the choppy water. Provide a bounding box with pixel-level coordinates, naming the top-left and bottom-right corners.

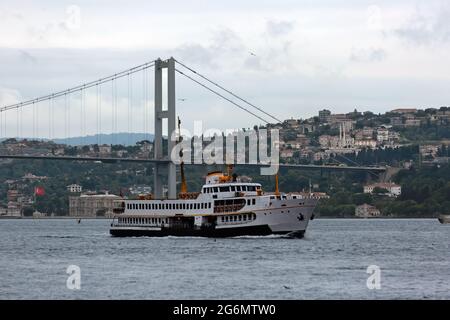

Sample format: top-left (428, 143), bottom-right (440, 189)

top-left (0, 218), bottom-right (448, 299)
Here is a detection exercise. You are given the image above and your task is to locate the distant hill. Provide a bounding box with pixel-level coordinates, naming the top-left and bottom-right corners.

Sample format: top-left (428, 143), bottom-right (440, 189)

top-left (1, 133), bottom-right (154, 146)
top-left (53, 133), bottom-right (154, 146)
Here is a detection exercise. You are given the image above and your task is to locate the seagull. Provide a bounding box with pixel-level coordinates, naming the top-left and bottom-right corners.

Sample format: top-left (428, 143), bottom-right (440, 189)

top-left (283, 285), bottom-right (291, 289)
top-left (178, 98), bottom-right (187, 101)
top-left (249, 51), bottom-right (257, 56)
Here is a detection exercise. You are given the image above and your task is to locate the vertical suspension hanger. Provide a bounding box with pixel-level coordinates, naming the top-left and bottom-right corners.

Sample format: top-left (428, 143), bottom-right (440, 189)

top-left (99, 83), bottom-right (102, 145)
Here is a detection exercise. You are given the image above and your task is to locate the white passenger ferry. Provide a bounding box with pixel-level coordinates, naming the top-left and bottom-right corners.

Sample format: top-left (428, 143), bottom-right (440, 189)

top-left (110, 168), bottom-right (318, 238)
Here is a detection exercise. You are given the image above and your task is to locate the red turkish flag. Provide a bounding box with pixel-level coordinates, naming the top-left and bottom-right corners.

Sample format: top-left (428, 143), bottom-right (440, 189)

top-left (34, 186), bottom-right (45, 196)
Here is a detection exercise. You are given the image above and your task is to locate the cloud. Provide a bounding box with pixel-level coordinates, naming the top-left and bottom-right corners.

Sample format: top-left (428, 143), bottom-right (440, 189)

top-left (266, 19), bottom-right (295, 37)
top-left (350, 47), bottom-right (387, 63)
top-left (174, 28), bottom-right (245, 67)
top-left (392, 4), bottom-right (450, 45)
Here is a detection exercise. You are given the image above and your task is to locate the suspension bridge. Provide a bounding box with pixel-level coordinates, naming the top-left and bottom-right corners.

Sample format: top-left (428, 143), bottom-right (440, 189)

top-left (0, 57), bottom-right (387, 199)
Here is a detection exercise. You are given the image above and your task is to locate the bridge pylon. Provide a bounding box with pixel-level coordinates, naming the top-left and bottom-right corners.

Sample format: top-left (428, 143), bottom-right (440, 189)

top-left (153, 57), bottom-right (177, 199)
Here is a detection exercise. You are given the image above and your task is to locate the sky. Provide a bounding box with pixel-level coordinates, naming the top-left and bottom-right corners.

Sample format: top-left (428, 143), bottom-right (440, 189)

top-left (0, 0), bottom-right (450, 138)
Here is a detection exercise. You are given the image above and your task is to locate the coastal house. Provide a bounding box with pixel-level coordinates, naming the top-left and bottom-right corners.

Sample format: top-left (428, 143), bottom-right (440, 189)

top-left (355, 204), bottom-right (381, 218)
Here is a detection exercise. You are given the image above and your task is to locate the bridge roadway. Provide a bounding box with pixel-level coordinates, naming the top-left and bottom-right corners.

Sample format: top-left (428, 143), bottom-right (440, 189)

top-left (0, 154), bottom-right (387, 172)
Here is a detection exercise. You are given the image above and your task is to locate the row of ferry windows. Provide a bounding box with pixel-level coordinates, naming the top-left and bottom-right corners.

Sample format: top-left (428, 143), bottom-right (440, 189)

top-left (120, 217), bottom-right (166, 225)
top-left (127, 202), bottom-right (212, 210)
top-left (203, 185), bottom-right (258, 193)
top-left (221, 213), bottom-right (256, 222)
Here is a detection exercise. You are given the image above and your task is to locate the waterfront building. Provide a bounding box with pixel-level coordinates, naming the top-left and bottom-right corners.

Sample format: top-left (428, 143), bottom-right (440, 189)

top-left (69, 192), bottom-right (121, 217)
top-left (355, 204), bottom-right (381, 218)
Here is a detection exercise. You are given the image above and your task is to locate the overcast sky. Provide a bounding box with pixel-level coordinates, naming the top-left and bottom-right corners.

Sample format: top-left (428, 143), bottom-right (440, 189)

top-left (1, 0), bottom-right (450, 138)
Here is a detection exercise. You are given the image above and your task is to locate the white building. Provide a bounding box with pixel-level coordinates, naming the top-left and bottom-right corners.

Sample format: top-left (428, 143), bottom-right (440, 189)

top-left (355, 204), bottom-right (381, 218)
top-left (377, 127), bottom-right (389, 142)
top-left (69, 192), bottom-right (121, 217)
top-left (129, 185), bottom-right (152, 195)
top-left (67, 184), bottom-right (82, 193)
top-left (363, 182), bottom-right (401, 197)
top-left (98, 144), bottom-right (112, 154)
top-left (354, 139), bottom-right (378, 149)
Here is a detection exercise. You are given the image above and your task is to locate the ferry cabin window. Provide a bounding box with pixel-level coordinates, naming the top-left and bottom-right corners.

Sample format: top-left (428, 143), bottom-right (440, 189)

top-left (248, 186), bottom-right (256, 192)
top-left (243, 215), bottom-right (247, 221)
top-left (230, 186), bottom-right (236, 192)
top-left (247, 199), bottom-right (251, 206)
top-left (209, 203), bottom-right (211, 208)
top-left (236, 186), bottom-right (241, 191)
top-left (252, 199), bottom-right (256, 205)
top-left (219, 186), bottom-right (229, 192)
top-left (213, 187), bottom-right (219, 193)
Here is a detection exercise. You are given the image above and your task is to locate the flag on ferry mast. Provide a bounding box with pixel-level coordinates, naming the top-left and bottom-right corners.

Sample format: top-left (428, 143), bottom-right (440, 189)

top-left (34, 186), bottom-right (45, 196)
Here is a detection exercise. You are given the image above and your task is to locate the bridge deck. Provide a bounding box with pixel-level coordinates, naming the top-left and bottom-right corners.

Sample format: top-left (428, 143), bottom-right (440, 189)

top-left (0, 154), bottom-right (386, 172)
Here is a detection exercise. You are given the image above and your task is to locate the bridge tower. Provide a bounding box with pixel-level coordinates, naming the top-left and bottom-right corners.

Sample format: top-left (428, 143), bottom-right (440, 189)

top-left (153, 57), bottom-right (177, 199)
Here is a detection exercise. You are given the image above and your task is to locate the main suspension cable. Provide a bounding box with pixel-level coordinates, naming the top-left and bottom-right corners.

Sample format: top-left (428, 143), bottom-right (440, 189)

top-left (175, 59), bottom-right (282, 123)
top-left (1, 61), bottom-right (155, 113)
top-left (175, 68), bottom-right (270, 124)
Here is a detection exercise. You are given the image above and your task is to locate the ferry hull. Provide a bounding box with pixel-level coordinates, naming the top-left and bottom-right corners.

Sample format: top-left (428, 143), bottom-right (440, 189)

top-left (110, 225), bottom-right (305, 238)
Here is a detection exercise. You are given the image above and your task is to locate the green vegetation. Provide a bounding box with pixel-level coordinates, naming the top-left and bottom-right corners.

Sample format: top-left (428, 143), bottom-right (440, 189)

top-left (317, 164), bottom-right (450, 218)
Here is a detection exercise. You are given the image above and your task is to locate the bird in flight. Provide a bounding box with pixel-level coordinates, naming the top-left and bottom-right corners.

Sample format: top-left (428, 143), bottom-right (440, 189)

top-left (178, 98), bottom-right (187, 101)
top-left (249, 51), bottom-right (257, 56)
